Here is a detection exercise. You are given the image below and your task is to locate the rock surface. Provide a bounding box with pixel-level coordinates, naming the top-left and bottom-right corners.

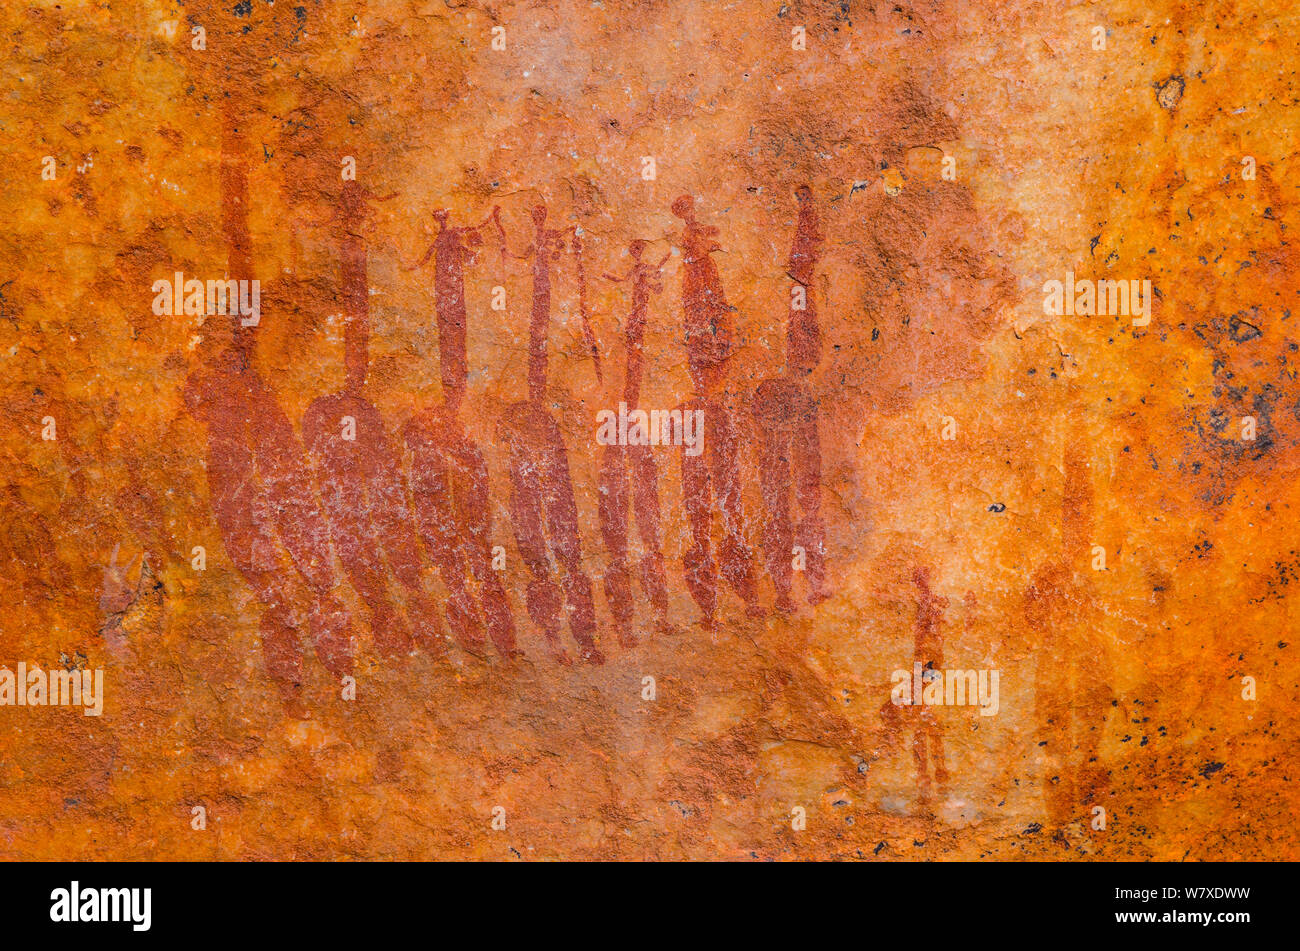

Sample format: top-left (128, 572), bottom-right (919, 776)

top-left (0, 0), bottom-right (1296, 860)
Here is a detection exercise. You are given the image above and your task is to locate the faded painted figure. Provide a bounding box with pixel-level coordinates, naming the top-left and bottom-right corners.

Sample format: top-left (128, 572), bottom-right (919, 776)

top-left (753, 185), bottom-right (828, 611)
top-left (404, 207), bottom-right (519, 658)
top-left (183, 112), bottom-right (354, 708)
top-left (495, 204), bottom-right (603, 665)
top-left (1025, 426), bottom-right (1114, 829)
top-left (302, 181), bottom-right (446, 657)
top-left (597, 240), bottom-right (676, 647)
top-left (671, 195), bottom-right (763, 630)
top-left (909, 565), bottom-right (951, 803)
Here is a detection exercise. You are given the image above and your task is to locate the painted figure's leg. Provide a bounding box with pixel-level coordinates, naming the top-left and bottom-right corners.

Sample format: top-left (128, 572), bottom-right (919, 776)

top-left (629, 444), bottom-right (672, 630)
top-left (457, 438), bottom-right (519, 657)
top-left (913, 725), bottom-right (932, 803)
top-left (598, 443), bottom-right (635, 647)
top-left (500, 418), bottom-right (567, 661)
top-left (792, 395), bottom-right (827, 604)
top-left (680, 412), bottom-right (717, 631)
top-left (407, 427), bottom-right (488, 655)
top-left (754, 384), bottom-right (794, 613)
top-left (710, 405), bottom-right (763, 616)
top-left (208, 439), bottom-right (314, 697)
top-left (368, 432), bottom-right (449, 651)
top-left (305, 421), bottom-right (412, 657)
top-left (536, 416), bottom-right (602, 663)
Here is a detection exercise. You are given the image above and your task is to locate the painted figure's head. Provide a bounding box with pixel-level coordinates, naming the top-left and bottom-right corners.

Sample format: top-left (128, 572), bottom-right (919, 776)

top-left (671, 194), bottom-right (694, 220)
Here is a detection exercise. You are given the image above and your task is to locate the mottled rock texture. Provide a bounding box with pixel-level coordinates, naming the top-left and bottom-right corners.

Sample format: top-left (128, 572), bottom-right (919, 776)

top-left (1, 0), bottom-right (1296, 860)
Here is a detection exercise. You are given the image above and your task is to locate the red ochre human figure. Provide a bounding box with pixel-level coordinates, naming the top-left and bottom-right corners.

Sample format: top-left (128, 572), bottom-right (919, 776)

top-left (403, 207), bottom-right (520, 658)
top-left (671, 195), bottom-right (762, 630)
top-left (494, 203), bottom-right (603, 665)
top-left (183, 114), bottom-right (354, 707)
top-left (1025, 429), bottom-right (1114, 828)
top-left (909, 565), bottom-right (951, 803)
top-left (301, 180), bottom-right (446, 657)
top-left (752, 185), bottom-right (829, 611)
top-left (597, 240), bottom-right (676, 647)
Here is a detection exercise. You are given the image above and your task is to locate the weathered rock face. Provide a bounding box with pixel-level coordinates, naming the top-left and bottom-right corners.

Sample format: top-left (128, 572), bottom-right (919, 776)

top-left (1, 0), bottom-right (1295, 861)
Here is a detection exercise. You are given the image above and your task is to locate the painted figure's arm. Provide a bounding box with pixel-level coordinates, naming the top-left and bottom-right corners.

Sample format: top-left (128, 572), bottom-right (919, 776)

top-left (404, 241), bottom-right (438, 272)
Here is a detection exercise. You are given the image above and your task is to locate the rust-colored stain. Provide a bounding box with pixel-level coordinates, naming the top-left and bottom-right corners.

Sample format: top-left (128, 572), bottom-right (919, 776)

top-left (1, 0), bottom-right (1296, 860)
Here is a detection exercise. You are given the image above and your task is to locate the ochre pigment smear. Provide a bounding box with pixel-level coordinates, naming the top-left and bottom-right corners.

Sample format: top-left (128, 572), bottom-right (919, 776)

top-left (0, 0), bottom-right (1296, 861)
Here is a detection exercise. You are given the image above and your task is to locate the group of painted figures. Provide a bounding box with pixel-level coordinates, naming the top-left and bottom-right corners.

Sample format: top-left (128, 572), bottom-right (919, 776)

top-left (183, 130), bottom-right (830, 700)
top-left (169, 132), bottom-right (1113, 821)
